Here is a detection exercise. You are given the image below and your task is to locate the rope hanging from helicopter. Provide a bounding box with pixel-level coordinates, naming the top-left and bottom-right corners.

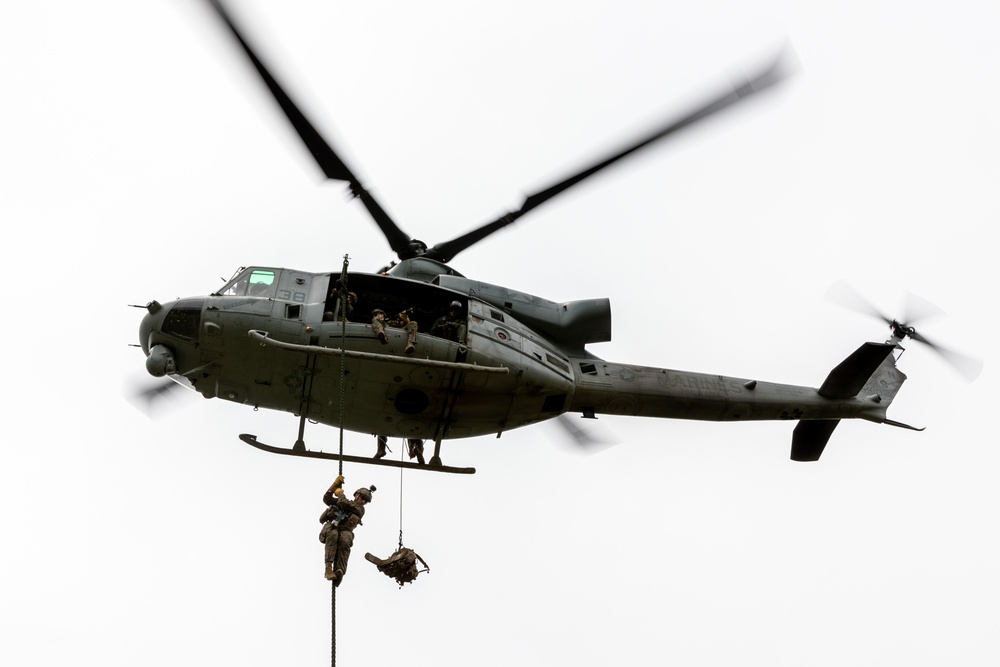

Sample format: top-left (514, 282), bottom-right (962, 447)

top-left (331, 254), bottom-right (350, 667)
top-left (390, 435), bottom-right (431, 585)
top-left (397, 447), bottom-right (405, 551)
top-left (336, 256), bottom-right (349, 477)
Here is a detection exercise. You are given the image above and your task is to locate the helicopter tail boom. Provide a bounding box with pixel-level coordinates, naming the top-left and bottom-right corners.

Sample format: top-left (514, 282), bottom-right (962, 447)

top-left (567, 339), bottom-right (913, 461)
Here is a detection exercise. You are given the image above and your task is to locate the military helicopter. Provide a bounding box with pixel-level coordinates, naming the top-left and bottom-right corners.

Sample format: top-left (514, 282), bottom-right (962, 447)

top-left (135, 0), bottom-right (978, 473)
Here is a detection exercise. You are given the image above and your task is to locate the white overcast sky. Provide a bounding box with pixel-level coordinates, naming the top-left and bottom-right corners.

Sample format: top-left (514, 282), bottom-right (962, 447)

top-left (2, 1), bottom-right (998, 665)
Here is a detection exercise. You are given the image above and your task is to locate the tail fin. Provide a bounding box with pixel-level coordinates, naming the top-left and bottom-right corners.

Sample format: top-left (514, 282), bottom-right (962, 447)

top-left (791, 420), bottom-right (840, 462)
top-left (817, 342), bottom-right (898, 400)
top-left (790, 342), bottom-right (906, 461)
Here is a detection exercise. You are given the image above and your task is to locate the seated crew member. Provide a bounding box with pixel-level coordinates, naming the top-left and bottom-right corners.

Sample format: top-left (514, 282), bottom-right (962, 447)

top-left (371, 307), bottom-right (419, 354)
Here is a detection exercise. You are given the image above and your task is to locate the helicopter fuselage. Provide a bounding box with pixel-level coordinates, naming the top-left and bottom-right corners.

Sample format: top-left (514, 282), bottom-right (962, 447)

top-left (139, 263), bottom-right (902, 450)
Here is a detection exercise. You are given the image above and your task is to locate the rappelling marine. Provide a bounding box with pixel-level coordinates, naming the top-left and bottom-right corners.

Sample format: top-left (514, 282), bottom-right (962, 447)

top-left (319, 476), bottom-right (375, 586)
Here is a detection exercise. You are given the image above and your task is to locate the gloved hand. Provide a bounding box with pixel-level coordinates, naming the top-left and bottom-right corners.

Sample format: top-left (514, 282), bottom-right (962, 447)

top-left (328, 475), bottom-right (345, 494)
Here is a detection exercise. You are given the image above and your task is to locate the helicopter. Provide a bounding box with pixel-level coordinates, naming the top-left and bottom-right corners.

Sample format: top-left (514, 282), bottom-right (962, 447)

top-left (135, 0), bottom-right (978, 473)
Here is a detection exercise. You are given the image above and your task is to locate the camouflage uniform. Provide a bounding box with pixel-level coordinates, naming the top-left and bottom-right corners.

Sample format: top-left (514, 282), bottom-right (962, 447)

top-left (319, 478), bottom-right (370, 585)
top-left (429, 313), bottom-right (467, 344)
top-left (324, 283), bottom-right (356, 322)
top-left (371, 308), bottom-right (419, 352)
top-left (429, 301), bottom-right (467, 344)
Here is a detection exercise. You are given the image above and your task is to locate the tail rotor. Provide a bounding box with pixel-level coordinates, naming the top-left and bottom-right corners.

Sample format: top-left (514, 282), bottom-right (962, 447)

top-left (825, 280), bottom-right (982, 382)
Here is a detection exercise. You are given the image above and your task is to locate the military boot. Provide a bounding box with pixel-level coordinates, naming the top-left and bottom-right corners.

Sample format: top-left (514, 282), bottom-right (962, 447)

top-left (407, 439), bottom-right (425, 465)
top-left (325, 562), bottom-right (335, 580)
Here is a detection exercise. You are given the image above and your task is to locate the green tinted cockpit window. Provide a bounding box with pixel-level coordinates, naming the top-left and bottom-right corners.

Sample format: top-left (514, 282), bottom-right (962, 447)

top-left (247, 270), bottom-right (276, 297)
top-left (219, 268), bottom-right (277, 297)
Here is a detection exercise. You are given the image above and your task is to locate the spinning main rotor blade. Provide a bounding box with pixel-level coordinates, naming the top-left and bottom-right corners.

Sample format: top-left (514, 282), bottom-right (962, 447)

top-left (203, 0), bottom-right (413, 256)
top-left (554, 414), bottom-right (620, 454)
top-left (125, 377), bottom-right (196, 419)
top-left (424, 49), bottom-right (795, 263)
top-left (204, 0), bottom-right (792, 264)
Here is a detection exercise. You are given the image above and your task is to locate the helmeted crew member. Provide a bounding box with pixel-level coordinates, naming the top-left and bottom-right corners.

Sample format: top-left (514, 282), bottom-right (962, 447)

top-left (319, 476), bottom-right (375, 586)
top-left (429, 300), bottom-right (467, 345)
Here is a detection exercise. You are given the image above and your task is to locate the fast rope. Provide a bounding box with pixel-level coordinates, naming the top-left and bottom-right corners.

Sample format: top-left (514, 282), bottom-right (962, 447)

top-left (337, 254), bottom-right (349, 477)
top-left (331, 254), bottom-right (350, 667)
top-left (398, 446), bottom-right (405, 551)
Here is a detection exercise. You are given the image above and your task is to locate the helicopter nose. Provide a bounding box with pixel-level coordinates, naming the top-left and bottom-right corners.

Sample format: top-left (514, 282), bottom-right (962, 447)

top-left (138, 302), bottom-right (178, 378)
top-left (139, 301), bottom-right (164, 357)
top-left (138, 300), bottom-right (168, 356)
top-left (137, 297), bottom-right (206, 377)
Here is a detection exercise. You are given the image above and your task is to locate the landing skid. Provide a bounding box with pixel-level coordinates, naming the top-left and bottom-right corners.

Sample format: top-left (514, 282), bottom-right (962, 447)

top-left (238, 434), bottom-right (476, 475)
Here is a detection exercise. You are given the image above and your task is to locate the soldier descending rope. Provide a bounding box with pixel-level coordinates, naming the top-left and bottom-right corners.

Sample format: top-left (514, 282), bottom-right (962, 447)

top-left (319, 475), bottom-right (375, 586)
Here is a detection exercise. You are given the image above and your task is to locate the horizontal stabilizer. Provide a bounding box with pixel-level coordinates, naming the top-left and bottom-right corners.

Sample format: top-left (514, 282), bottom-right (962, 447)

top-left (791, 420), bottom-right (840, 461)
top-left (818, 343), bottom-right (895, 399)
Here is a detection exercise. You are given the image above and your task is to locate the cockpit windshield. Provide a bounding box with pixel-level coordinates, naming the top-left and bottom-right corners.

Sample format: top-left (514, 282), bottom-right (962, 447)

top-left (217, 268), bottom-right (277, 298)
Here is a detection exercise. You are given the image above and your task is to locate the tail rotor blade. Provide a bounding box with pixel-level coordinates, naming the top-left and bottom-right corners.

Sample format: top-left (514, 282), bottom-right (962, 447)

top-left (825, 280), bottom-right (894, 327)
top-left (907, 331), bottom-right (983, 382)
top-left (901, 291), bottom-right (946, 327)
